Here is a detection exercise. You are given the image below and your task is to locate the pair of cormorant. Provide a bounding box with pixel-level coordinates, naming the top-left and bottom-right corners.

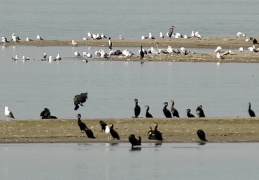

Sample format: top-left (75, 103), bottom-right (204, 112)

top-left (99, 120), bottom-right (120, 140)
top-left (77, 114), bottom-right (96, 138)
top-left (163, 100), bottom-right (180, 118)
top-left (74, 92), bottom-right (88, 110)
top-left (148, 123), bottom-right (163, 141)
top-left (40, 108), bottom-right (57, 119)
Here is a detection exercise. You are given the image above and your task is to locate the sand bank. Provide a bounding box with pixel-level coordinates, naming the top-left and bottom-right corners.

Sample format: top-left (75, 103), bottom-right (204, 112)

top-left (1, 118), bottom-right (259, 143)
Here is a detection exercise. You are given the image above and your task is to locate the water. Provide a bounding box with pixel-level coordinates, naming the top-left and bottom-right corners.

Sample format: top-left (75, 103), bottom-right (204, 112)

top-left (0, 45), bottom-right (259, 119)
top-left (0, 0), bottom-right (258, 40)
top-left (0, 143), bottom-right (258, 180)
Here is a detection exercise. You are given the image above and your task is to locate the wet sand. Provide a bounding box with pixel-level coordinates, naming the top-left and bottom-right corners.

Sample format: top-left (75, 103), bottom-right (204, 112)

top-left (2, 37), bottom-right (258, 63)
top-left (1, 117), bottom-right (259, 143)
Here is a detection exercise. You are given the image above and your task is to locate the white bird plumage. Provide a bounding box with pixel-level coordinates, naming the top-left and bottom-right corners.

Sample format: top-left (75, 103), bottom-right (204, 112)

top-left (4, 106), bottom-right (15, 120)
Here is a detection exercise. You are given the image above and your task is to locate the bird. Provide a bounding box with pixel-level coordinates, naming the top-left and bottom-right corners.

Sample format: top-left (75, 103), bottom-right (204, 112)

top-left (148, 32), bottom-right (155, 39)
top-left (215, 46), bottom-right (222, 53)
top-left (239, 47), bottom-right (244, 52)
top-left (253, 38), bottom-right (258, 45)
top-left (108, 37), bottom-right (112, 50)
top-left (196, 105), bottom-right (205, 117)
top-left (99, 120), bottom-right (108, 131)
top-left (25, 37), bottom-right (33, 41)
top-left (22, 56), bottom-right (30, 62)
top-left (171, 100), bottom-right (180, 118)
top-left (163, 102), bottom-right (172, 118)
top-left (197, 129), bottom-right (207, 141)
top-left (77, 114), bottom-right (96, 138)
top-left (145, 105), bottom-right (153, 118)
top-left (168, 26), bottom-right (174, 38)
top-left (40, 108), bottom-right (57, 119)
top-left (154, 123), bottom-right (163, 141)
top-left (74, 51), bottom-right (81, 58)
top-left (4, 106), bottom-right (15, 120)
top-left (56, 54), bottom-right (61, 61)
top-left (159, 32), bottom-right (164, 38)
top-left (1, 36), bottom-right (8, 42)
top-left (216, 52), bottom-right (224, 59)
top-left (37, 35), bottom-right (43, 40)
top-left (148, 127), bottom-right (156, 140)
top-left (140, 45), bottom-right (145, 59)
top-left (12, 55), bottom-right (18, 61)
top-left (11, 33), bottom-right (20, 42)
top-left (186, 109), bottom-right (195, 118)
top-left (74, 92), bottom-right (88, 110)
top-left (41, 53), bottom-right (47, 61)
top-left (110, 124), bottom-right (120, 140)
top-left (128, 134), bottom-right (141, 149)
top-left (248, 102), bottom-right (256, 117)
top-left (133, 99), bottom-right (141, 118)
top-left (71, 40), bottom-right (78, 46)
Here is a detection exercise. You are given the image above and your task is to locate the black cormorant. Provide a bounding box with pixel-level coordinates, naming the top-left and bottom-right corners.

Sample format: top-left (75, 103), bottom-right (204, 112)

top-left (74, 92), bottom-right (88, 110)
top-left (253, 38), bottom-right (258, 45)
top-left (128, 134), bottom-right (141, 148)
top-left (140, 45), bottom-right (144, 59)
top-left (197, 129), bottom-right (207, 141)
top-left (99, 120), bottom-right (108, 132)
top-left (248, 102), bottom-right (256, 117)
top-left (171, 100), bottom-right (180, 118)
top-left (163, 102), bottom-right (172, 118)
top-left (154, 123), bottom-right (163, 141)
top-left (186, 109), bottom-right (195, 118)
top-left (168, 26), bottom-right (175, 38)
top-left (40, 108), bottom-right (57, 119)
top-left (110, 124), bottom-right (120, 140)
top-left (145, 105), bottom-right (153, 118)
top-left (77, 114), bottom-right (96, 139)
top-left (196, 105), bottom-right (205, 117)
top-left (134, 99), bottom-right (141, 118)
top-left (148, 127), bottom-right (156, 140)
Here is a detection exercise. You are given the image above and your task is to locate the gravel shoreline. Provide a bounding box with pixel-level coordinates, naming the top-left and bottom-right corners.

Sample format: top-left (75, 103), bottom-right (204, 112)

top-left (1, 118), bottom-right (259, 143)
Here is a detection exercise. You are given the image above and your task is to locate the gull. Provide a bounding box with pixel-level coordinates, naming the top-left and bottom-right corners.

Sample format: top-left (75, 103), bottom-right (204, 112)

top-left (48, 56), bottom-right (56, 62)
top-left (180, 47), bottom-right (188, 55)
top-left (215, 46), bottom-right (222, 53)
top-left (22, 56), bottom-right (30, 62)
top-left (83, 52), bottom-right (92, 58)
top-left (41, 53), bottom-right (47, 61)
top-left (56, 54), bottom-right (61, 61)
top-left (150, 47), bottom-right (159, 55)
top-left (216, 52), bottom-right (224, 59)
top-left (159, 32), bottom-right (164, 38)
top-left (122, 49), bottom-right (133, 57)
top-left (105, 125), bottom-right (111, 140)
top-left (12, 55), bottom-right (18, 61)
top-left (4, 106), bottom-right (15, 120)
top-left (174, 33), bottom-right (183, 38)
top-left (87, 32), bottom-right (93, 39)
top-left (148, 32), bottom-right (155, 39)
top-left (74, 51), bottom-right (81, 57)
top-left (11, 33), bottom-right (20, 42)
top-left (82, 37), bottom-right (87, 40)
top-left (183, 35), bottom-right (190, 39)
top-left (1, 36), bottom-right (8, 42)
top-left (191, 31), bottom-right (195, 37)
top-left (101, 33), bottom-right (107, 39)
top-left (26, 37), bottom-right (33, 41)
top-left (167, 46), bottom-right (173, 54)
top-left (195, 31), bottom-right (202, 39)
top-left (119, 35), bottom-right (124, 40)
top-left (37, 35), bottom-right (43, 40)
top-left (71, 40), bottom-right (78, 46)
top-left (141, 35), bottom-right (148, 40)
top-left (239, 47), bottom-right (244, 52)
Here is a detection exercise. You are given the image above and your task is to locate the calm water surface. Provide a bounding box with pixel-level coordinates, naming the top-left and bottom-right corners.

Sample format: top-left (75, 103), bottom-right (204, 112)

top-left (0, 0), bottom-right (258, 39)
top-left (0, 46), bottom-right (259, 119)
top-left (0, 143), bottom-right (259, 180)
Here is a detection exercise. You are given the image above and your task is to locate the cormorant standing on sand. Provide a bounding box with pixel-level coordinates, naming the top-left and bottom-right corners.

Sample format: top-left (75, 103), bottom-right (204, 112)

top-left (110, 123), bottom-right (120, 140)
top-left (197, 129), bottom-right (207, 141)
top-left (196, 105), bottom-right (205, 117)
top-left (154, 123), bottom-right (163, 141)
top-left (77, 114), bottom-right (96, 139)
top-left (145, 105), bottom-right (153, 118)
top-left (186, 109), bottom-right (195, 118)
top-left (168, 26), bottom-right (175, 38)
top-left (163, 102), bottom-right (172, 118)
top-left (133, 99), bottom-right (141, 118)
top-left (248, 102), bottom-right (256, 117)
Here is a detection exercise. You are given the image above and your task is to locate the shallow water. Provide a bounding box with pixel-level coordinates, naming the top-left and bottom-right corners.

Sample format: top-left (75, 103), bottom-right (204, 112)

top-left (0, 143), bottom-right (259, 180)
top-left (0, 0), bottom-right (258, 39)
top-left (0, 45), bottom-right (259, 119)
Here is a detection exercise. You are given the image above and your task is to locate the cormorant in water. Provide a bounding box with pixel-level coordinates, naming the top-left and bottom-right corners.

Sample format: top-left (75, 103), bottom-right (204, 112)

top-left (248, 102), bottom-right (256, 117)
top-left (196, 105), bottom-right (205, 117)
top-left (186, 109), bottom-right (195, 118)
top-left (197, 129), bottom-right (207, 141)
top-left (128, 134), bottom-right (141, 149)
top-left (74, 92), bottom-right (88, 110)
top-left (99, 120), bottom-right (108, 132)
top-left (133, 99), bottom-right (141, 118)
top-left (163, 102), bottom-right (172, 118)
top-left (40, 108), bottom-right (57, 119)
top-left (110, 124), bottom-right (120, 140)
top-left (171, 99), bottom-right (180, 118)
top-left (77, 114), bottom-right (96, 138)
top-left (154, 123), bottom-right (163, 141)
top-left (145, 105), bottom-right (153, 118)
top-left (140, 45), bottom-right (144, 59)
top-left (148, 127), bottom-right (156, 140)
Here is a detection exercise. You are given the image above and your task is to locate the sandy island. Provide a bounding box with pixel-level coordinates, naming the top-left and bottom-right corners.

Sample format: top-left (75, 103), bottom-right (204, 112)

top-left (1, 37), bottom-right (259, 63)
top-left (1, 118), bottom-right (259, 143)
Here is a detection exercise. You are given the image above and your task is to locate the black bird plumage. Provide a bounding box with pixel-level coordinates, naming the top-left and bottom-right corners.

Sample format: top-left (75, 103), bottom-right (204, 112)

top-left (197, 129), bottom-right (207, 141)
top-left (171, 100), bottom-right (180, 118)
top-left (168, 26), bottom-right (175, 38)
top-left (140, 45), bottom-right (145, 59)
top-left (110, 124), bottom-right (120, 140)
top-left (196, 105), bottom-right (205, 117)
top-left (248, 102), bottom-right (256, 117)
top-left (145, 105), bottom-right (153, 118)
top-left (163, 102), bottom-right (172, 118)
top-left (40, 108), bottom-right (57, 119)
top-left (77, 114), bottom-right (96, 139)
top-left (128, 134), bottom-right (141, 148)
top-left (186, 109), bottom-right (195, 118)
top-left (154, 123), bottom-right (163, 141)
top-left (148, 127), bottom-right (156, 140)
top-left (74, 92), bottom-right (88, 110)
top-left (134, 99), bottom-right (141, 118)
top-left (99, 120), bottom-right (108, 132)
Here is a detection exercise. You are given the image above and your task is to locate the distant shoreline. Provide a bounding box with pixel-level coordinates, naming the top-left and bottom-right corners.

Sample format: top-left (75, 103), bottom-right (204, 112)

top-left (1, 118), bottom-right (259, 143)
top-left (2, 37), bottom-right (258, 63)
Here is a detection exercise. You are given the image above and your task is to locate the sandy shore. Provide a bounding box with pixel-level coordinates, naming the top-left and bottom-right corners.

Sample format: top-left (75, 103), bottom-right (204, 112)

top-left (1, 118), bottom-right (259, 143)
top-left (1, 37), bottom-right (258, 63)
